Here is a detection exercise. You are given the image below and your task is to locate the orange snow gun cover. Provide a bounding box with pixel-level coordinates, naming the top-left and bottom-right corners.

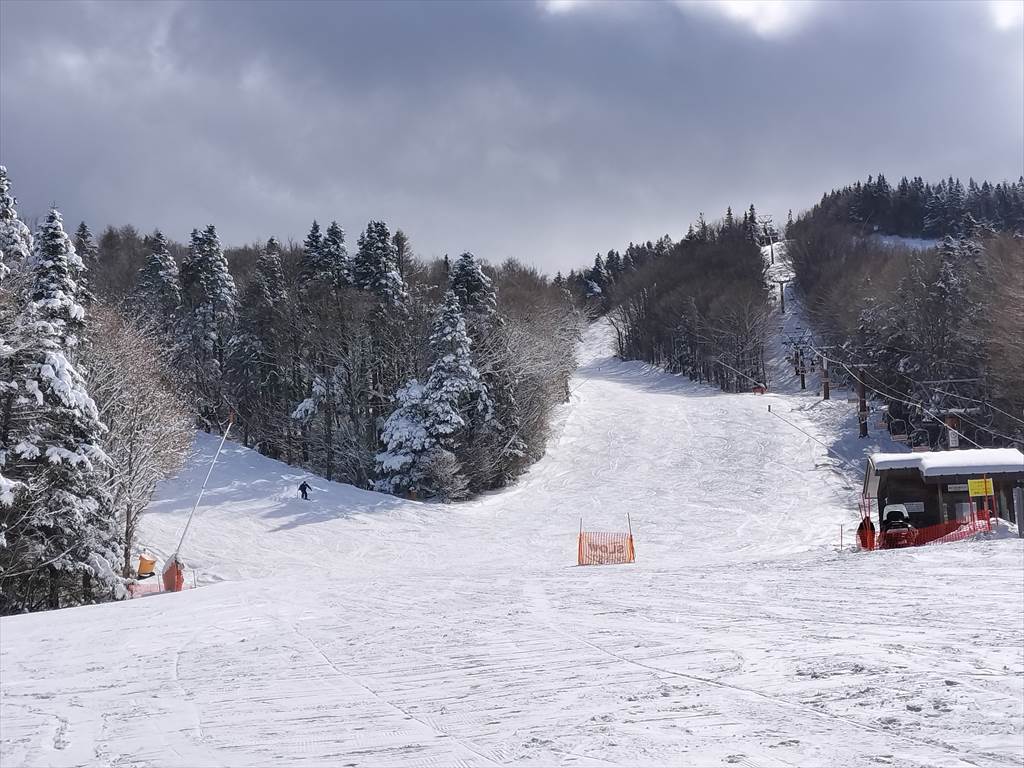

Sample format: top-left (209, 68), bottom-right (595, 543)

top-left (578, 529), bottom-right (636, 566)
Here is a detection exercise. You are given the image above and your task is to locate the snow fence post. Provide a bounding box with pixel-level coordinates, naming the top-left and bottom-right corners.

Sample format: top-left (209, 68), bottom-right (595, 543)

top-left (578, 518), bottom-right (583, 566)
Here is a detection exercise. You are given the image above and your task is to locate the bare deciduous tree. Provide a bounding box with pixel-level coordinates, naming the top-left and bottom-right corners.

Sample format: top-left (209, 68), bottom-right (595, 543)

top-left (84, 306), bottom-right (193, 576)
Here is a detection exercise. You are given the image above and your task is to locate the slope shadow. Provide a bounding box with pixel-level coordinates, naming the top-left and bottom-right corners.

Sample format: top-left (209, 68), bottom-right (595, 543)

top-left (145, 434), bottom-right (419, 533)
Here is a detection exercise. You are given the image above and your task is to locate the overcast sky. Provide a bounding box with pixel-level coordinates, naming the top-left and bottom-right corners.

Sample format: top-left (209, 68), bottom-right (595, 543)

top-left (1, 0), bottom-right (1021, 273)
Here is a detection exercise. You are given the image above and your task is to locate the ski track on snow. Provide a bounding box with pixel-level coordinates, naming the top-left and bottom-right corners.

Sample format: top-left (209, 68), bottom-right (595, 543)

top-left (2, 289), bottom-right (1022, 767)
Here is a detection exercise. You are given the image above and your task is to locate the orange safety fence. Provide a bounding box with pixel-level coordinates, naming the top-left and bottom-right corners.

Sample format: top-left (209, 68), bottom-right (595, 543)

top-left (127, 580), bottom-right (165, 598)
top-left (578, 530), bottom-right (636, 565)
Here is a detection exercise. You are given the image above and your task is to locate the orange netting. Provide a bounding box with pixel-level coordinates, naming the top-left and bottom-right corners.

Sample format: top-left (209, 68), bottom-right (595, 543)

top-left (856, 495), bottom-right (994, 551)
top-left (578, 531), bottom-right (636, 565)
top-left (126, 580), bottom-right (164, 598)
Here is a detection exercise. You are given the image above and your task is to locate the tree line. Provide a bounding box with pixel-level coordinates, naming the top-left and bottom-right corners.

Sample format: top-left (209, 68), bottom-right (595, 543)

top-left (788, 180), bottom-right (1023, 449)
top-left (805, 174), bottom-right (1024, 240)
top-left (568, 205), bottom-right (772, 392)
top-left (0, 165), bottom-right (578, 613)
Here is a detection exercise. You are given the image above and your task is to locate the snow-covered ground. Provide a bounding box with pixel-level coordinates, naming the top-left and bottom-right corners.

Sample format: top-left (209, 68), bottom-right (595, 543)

top-left (2, 304), bottom-right (1022, 766)
top-left (871, 234), bottom-right (942, 251)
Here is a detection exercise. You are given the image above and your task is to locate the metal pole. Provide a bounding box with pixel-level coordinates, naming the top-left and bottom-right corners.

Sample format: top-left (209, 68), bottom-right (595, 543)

top-left (821, 355), bottom-right (830, 401)
top-left (857, 368), bottom-right (868, 438)
top-left (172, 415), bottom-right (234, 561)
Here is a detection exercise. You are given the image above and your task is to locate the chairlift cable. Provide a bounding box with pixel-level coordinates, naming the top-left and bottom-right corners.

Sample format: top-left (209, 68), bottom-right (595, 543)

top-left (801, 338), bottom-right (1024, 435)
top-left (803, 343), bottom-right (986, 448)
top-left (765, 407), bottom-right (861, 472)
top-left (806, 342), bottom-right (1024, 444)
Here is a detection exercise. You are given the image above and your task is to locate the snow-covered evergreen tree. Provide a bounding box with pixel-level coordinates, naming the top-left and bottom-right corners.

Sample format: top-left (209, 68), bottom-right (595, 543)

top-left (353, 220), bottom-right (408, 306)
top-left (26, 209), bottom-right (86, 352)
top-left (177, 225), bottom-right (237, 427)
top-left (376, 291), bottom-right (491, 499)
top-left (300, 220), bottom-right (325, 286)
top-left (422, 291), bottom-right (492, 438)
top-left (449, 252), bottom-right (495, 315)
top-left (0, 208), bottom-right (118, 613)
top-left (72, 222), bottom-right (98, 307)
top-left (0, 166), bottom-right (33, 284)
top-left (374, 380), bottom-right (431, 495)
top-left (322, 221), bottom-right (350, 287)
top-left (228, 237), bottom-right (286, 448)
top-left (391, 229), bottom-right (412, 280)
top-left (133, 229), bottom-right (181, 339)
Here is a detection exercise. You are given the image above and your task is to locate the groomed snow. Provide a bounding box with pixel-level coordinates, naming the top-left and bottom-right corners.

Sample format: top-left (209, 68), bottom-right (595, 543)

top-left (871, 448), bottom-right (1024, 477)
top-left (2, 319), bottom-right (1022, 768)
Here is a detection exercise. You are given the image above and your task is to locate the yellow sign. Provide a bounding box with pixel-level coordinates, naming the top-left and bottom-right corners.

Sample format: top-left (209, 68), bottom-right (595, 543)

top-left (968, 478), bottom-right (994, 497)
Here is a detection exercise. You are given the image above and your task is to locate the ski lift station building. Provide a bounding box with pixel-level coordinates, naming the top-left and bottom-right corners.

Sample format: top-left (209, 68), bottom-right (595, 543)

top-left (863, 448), bottom-right (1024, 532)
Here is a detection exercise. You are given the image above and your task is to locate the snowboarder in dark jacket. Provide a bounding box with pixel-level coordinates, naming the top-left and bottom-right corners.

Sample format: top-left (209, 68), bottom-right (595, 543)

top-left (298, 481), bottom-right (311, 500)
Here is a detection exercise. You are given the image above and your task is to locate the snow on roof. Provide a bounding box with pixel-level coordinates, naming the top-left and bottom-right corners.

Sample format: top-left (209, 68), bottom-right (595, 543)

top-left (870, 448), bottom-right (1024, 477)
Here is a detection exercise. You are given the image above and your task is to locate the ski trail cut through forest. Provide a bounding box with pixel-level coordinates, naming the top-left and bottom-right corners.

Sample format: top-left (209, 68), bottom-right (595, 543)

top-left (2, 317), bottom-right (1022, 768)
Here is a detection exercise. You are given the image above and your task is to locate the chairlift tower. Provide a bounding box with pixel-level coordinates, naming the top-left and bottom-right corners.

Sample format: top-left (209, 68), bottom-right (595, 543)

top-left (757, 215), bottom-right (777, 265)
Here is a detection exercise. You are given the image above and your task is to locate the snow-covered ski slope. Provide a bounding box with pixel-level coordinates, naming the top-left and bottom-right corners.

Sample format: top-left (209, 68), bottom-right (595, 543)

top-left (3, 320), bottom-right (1023, 767)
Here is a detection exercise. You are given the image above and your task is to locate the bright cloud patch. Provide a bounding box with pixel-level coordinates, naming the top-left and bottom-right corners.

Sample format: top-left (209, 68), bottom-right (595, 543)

top-left (675, 0), bottom-right (820, 38)
top-left (989, 0), bottom-right (1024, 30)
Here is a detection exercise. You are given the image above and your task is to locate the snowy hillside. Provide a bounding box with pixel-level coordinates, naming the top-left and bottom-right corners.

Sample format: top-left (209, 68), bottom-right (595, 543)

top-left (2, 320), bottom-right (1022, 768)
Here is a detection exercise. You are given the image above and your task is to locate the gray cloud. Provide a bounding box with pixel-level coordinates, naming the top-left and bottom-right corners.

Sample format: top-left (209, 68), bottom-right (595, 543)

top-left (1, 0), bottom-right (1021, 273)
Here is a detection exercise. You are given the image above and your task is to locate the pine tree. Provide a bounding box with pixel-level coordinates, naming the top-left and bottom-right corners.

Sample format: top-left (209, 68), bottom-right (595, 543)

top-left (449, 252), bottom-right (496, 315)
top-left (697, 212), bottom-right (710, 242)
top-left (228, 237), bottom-right (287, 449)
top-left (0, 166), bottom-right (33, 284)
top-left (374, 380), bottom-right (431, 495)
top-left (421, 291), bottom-right (492, 447)
top-left (302, 219), bottom-right (349, 289)
top-left (133, 229), bottom-right (181, 339)
top-left (26, 209), bottom-right (86, 352)
top-left (322, 221), bottom-right (350, 287)
top-left (352, 220), bottom-right (408, 306)
top-left (300, 220), bottom-right (323, 283)
top-left (586, 254), bottom-right (607, 297)
top-left (744, 204), bottom-right (759, 243)
top-left (392, 229), bottom-right (412, 280)
top-left (177, 225), bottom-right (237, 428)
top-left (73, 222), bottom-right (98, 306)
top-left (377, 292), bottom-right (491, 499)
top-left (0, 208), bottom-right (118, 612)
